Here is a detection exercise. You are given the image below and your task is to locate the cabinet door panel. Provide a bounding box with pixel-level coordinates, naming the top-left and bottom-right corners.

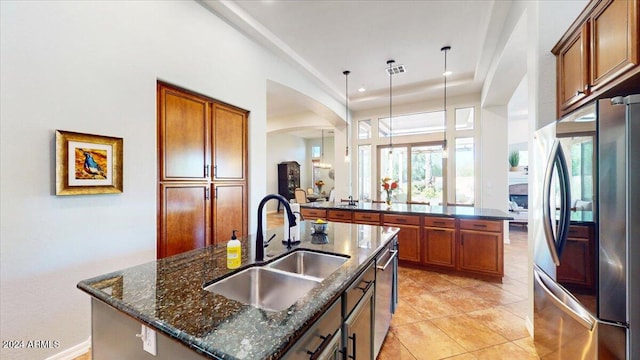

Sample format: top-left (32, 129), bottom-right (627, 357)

top-left (424, 228), bottom-right (456, 268)
top-left (159, 184), bottom-right (210, 258)
top-left (590, 0), bottom-right (639, 90)
top-left (213, 183), bottom-right (247, 245)
top-left (213, 104), bottom-right (246, 180)
top-left (159, 87), bottom-right (209, 181)
top-left (392, 224), bottom-right (420, 263)
top-left (557, 239), bottom-right (590, 285)
top-left (344, 288), bottom-right (373, 360)
top-left (459, 230), bottom-right (503, 276)
top-left (558, 26), bottom-right (589, 110)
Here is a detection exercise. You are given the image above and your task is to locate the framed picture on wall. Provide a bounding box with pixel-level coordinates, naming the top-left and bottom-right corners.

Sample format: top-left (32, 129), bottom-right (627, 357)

top-left (55, 130), bottom-right (123, 195)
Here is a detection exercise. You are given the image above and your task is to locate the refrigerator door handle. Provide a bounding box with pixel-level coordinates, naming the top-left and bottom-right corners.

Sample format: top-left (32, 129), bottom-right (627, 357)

top-left (534, 267), bottom-right (595, 331)
top-left (542, 140), bottom-right (572, 265)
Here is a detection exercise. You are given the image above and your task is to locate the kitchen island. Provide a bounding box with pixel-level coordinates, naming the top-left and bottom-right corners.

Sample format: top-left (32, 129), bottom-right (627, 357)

top-left (300, 202), bottom-right (512, 281)
top-left (78, 221), bottom-right (399, 359)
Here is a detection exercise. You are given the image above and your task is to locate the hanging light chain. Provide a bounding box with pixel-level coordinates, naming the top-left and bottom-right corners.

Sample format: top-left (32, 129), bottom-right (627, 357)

top-left (344, 70), bottom-right (350, 159)
top-left (387, 60), bottom-right (395, 152)
top-left (441, 46), bottom-right (450, 154)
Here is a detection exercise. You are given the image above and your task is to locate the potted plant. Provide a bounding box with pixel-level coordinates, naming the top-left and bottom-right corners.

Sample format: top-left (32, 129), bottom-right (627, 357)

top-left (509, 151), bottom-right (520, 171)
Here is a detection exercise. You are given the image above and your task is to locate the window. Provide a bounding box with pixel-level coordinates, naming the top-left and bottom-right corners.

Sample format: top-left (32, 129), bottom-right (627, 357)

top-left (411, 145), bottom-right (443, 204)
top-left (455, 137), bottom-right (474, 204)
top-left (358, 120), bottom-right (372, 140)
top-left (311, 145), bottom-right (321, 158)
top-left (379, 143), bottom-right (443, 204)
top-left (379, 111), bottom-right (444, 138)
top-left (455, 107), bottom-right (474, 130)
top-left (562, 136), bottom-right (594, 202)
top-left (358, 145), bottom-right (371, 200)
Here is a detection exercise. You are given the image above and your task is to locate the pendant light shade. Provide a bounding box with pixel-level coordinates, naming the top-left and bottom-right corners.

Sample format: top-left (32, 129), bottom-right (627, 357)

top-left (441, 46), bottom-right (450, 159)
top-left (343, 70), bottom-right (350, 163)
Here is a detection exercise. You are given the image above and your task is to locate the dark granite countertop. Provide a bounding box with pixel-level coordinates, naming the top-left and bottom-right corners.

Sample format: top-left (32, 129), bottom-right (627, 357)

top-left (301, 201), bottom-right (513, 220)
top-left (77, 222), bottom-right (399, 359)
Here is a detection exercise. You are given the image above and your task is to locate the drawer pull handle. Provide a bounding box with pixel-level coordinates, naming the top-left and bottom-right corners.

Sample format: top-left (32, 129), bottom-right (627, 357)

top-left (473, 224), bottom-right (487, 228)
top-left (434, 221), bottom-right (445, 225)
top-left (396, 218), bottom-right (406, 223)
top-left (348, 333), bottom-right (357, 359)
top-left (356, 280), bottom-right (372, 293)
top-left (307, 333), bottom-right (333, 360)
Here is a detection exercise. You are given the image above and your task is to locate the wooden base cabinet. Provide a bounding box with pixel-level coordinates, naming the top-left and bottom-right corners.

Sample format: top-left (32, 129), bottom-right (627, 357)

top-left (459, 220), bottom-right (504, 277)
top-left (212, 183), bottom-right (247, 245)
top-left (383, 214), bottom-right (420, 263)
top-left (423, 227), bottom-right (456, 268)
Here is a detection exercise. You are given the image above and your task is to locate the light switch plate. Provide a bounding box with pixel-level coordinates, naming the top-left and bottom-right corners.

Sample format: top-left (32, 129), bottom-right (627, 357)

top-left (141, 325), bottom-right (157, 356)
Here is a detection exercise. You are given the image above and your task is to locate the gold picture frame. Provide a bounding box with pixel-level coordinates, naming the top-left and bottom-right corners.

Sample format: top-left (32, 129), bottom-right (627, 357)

top-left (55, 130), bottom-right (123, 195)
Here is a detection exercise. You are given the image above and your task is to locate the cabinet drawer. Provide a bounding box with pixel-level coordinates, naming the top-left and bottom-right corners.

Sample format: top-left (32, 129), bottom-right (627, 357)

top-left (424, 217), bottom-right (455, 228)
top-left (328, 210), bottom-right (353, 222)
top-left (459, 219), bottom-right (502, 232)
top-left (353, 212), bottom-right (380, 224)
top-left (301, 208), bottom-right (327, 219)
top-left (383, 214), bottom-right (420, 226)
top-left (567, 225), bottom-right (590, 238)
top-left (345, 262), bottom-right (375, 318)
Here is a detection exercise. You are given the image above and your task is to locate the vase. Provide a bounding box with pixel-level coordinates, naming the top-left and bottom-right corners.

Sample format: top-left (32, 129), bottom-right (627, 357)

top-left (317, 185), bottom-right (323, 194)
top-left (386, 198), bottom-right (392, 206)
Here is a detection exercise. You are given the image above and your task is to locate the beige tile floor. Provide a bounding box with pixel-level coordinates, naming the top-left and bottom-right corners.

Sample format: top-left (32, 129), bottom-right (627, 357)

top-left (378, 224), bottom-right (536, 360)
top-left (74, 215), bottom-right (535, 360)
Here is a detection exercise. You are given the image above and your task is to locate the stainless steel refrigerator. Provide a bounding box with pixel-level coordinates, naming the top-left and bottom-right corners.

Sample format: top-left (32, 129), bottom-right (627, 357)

top-left (533, 95), bottom-right (640, 359)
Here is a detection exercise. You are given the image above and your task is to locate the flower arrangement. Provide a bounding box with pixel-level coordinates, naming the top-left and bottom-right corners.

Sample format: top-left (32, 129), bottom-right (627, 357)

top-left (315, 179), bottom-right (325, 193)
top-left (381, 177), bottom-right (399, 205)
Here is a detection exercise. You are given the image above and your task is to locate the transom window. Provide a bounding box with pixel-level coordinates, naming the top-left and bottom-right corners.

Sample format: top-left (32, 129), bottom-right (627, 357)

top-left (378, 110), bottom-right (445, 138)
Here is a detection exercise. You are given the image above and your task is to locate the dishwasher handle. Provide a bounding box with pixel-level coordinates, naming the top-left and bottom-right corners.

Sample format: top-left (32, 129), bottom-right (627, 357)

top-left (376, 250), bottom-right (398, 271)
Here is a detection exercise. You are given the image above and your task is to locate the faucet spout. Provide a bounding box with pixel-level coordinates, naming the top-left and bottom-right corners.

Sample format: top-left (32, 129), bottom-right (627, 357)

top-left (256, 194), bottom-right (297, 262)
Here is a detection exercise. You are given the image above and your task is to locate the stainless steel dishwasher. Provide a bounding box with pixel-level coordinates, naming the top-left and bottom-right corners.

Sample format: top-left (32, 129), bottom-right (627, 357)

top-left (374, 237), bottom-right (398, 357)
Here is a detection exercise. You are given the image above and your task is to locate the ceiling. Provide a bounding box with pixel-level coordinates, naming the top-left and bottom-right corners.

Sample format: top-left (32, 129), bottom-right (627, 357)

top-left (201, 0), bottom-right (512, 137)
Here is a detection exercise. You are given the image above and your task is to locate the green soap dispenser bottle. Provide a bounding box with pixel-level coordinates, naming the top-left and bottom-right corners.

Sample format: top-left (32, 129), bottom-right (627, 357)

top-left (227, 230), bottom-right (241, 269)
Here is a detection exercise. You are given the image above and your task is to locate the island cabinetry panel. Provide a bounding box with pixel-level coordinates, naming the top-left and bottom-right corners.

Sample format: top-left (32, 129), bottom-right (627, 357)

top-left (383, 215), bottom-right (421, 263)
top-left (301, 208), bottom-right (327, 220)
top-left (158, 82), bottom-right (248, 258)
top-left (423, 217), bottom-right (456, 269)
top-left (328, 209), bottom-right (353, 223)
top-left (343, 262), bottom-right (375, 360)
top-left (92, 299), bottom-right (208, 360)
top-left (353, 211), bottom-right (381, 225)
top-left (283, 299), bottom-right (341, 359)
top-left (553, 0), bottom-right (639, 117)
top-left (458, 219), bottom-right (504, 277)
top-left (557, 224), bottom-right (595, 289)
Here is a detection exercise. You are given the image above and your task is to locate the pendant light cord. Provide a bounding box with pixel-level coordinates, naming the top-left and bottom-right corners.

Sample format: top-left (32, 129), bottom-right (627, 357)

top-left (387, 60), bottom-right (395, 150)
top-left (441, 46), bottom-right (450, 153)
top-left (344, 70), bottom-right (350, 158)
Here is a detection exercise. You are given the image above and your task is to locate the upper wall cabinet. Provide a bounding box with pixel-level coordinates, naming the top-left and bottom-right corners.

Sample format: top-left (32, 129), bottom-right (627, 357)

top-left (553, 0), bottom-right (639, 118)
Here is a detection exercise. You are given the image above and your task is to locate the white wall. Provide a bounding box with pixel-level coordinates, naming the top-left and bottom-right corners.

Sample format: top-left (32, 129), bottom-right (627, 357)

top-left (265, 133), bottom-right (307, 212)
top-left (0, 1), bottom-right (343, 359)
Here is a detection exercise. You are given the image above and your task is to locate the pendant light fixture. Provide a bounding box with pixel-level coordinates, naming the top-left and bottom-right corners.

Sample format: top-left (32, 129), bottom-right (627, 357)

top-left (343, 70), bottom-right (350, 163)
top-left (387, 60), bottom-right (395, 156)
top-left (441, 46), bottom-right (451, 159)
top-left (314, 129), bottom-right (332, 169)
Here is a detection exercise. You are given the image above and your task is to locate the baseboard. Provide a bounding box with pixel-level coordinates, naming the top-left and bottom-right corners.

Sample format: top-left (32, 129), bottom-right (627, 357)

top-left (44, 337), bottom-right (90, 360)
top-left (525, 316), bottom-right (534, 337)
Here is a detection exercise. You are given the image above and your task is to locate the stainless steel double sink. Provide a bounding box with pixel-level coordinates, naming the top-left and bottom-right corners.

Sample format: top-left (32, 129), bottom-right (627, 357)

top-left (204, 250), bottom-right (349, 311)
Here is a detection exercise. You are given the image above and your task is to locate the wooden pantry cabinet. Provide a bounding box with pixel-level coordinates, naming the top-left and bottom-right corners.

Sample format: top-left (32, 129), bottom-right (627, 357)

top-left (157, 82), bottom-right (248, 258)
top-left (553, 0), bottom-right (639, 117)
